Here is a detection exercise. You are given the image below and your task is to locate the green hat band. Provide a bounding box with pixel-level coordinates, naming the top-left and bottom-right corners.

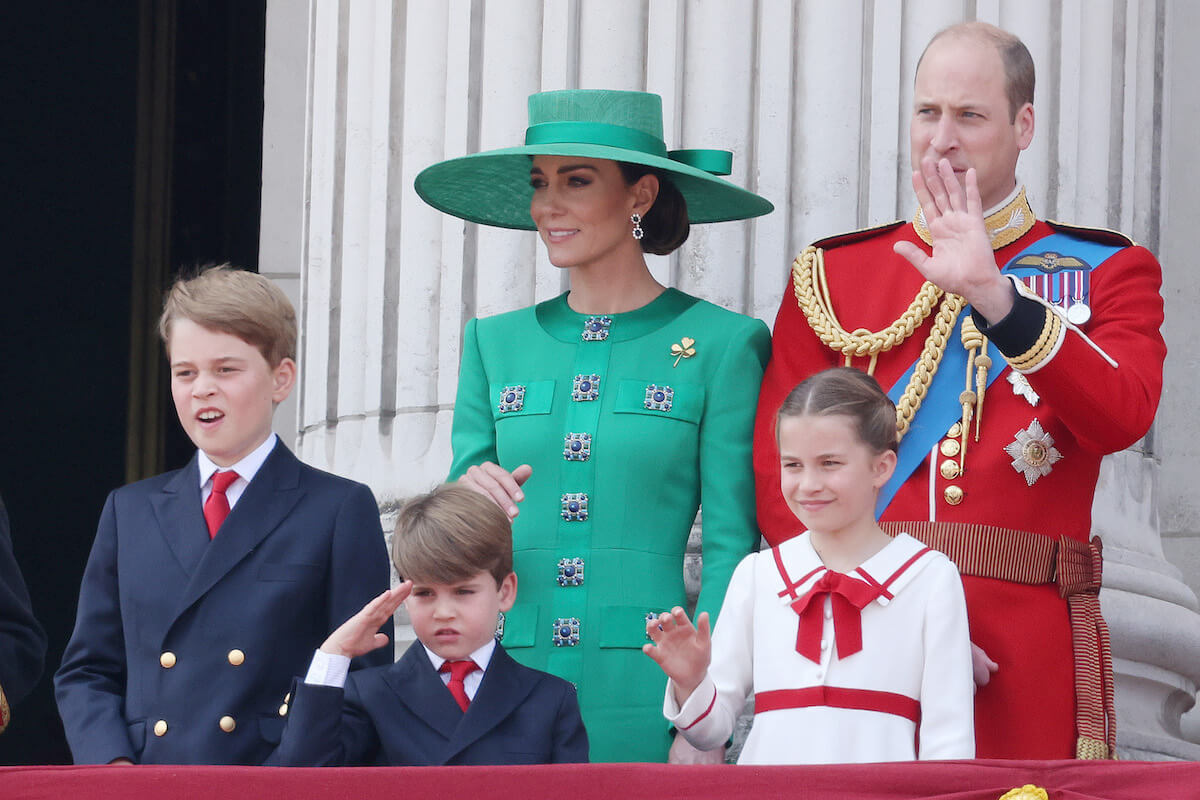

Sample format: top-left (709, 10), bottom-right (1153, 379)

top-left (525, 121), bottom-right (733, 177)
top-left (525, 120), bottom-right (668, 157)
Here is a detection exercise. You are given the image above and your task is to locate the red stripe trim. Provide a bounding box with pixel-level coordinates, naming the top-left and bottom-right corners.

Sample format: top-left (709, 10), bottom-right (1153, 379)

top-left (881, 546), bottom-right (932, 590)
top-left (772, 545), bottom-right (823, 600)
top-left (754, 687), bottom-right (921, 724)
top-left (679, 686), bottom-right (718, 731)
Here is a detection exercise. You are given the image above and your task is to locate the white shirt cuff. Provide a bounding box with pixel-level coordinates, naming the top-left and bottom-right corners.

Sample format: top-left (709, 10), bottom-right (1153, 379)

top-left (304, 649), bottom-right (351, 687)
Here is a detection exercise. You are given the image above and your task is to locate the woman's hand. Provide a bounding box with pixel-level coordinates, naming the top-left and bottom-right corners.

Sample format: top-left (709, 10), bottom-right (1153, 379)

top-left (642, 607), bottom-right (712, 705)
top-left (459, 462), bottom-right (533, 519)
top-left (320, 584), bottom-right (409, 659)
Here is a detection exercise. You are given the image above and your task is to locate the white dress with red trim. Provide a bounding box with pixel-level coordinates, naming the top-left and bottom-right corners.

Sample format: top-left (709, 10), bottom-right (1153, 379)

top-left (664, 532), bottom-right (974, 764)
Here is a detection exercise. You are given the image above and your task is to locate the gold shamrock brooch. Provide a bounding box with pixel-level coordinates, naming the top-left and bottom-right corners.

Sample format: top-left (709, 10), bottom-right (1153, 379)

top-left (670, 337), bottom-right (696, 367)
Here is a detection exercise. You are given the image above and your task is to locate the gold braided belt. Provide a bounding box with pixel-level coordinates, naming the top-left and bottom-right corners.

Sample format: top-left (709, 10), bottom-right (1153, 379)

top-left (792, 244), bottom-right (964, 439)
top-left (880, 521), bottom-right (1116, 760)
top-left (791, 189), bottom-right (1038, 458)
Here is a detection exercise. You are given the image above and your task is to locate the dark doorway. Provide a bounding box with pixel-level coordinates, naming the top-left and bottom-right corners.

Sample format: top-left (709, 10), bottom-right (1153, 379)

top-left (0, 0), bottom-right (265, 764)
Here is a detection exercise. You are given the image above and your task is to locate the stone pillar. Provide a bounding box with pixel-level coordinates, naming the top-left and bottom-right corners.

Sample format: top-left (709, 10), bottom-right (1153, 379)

top-left (262, 0), bottom-right (1200, 757)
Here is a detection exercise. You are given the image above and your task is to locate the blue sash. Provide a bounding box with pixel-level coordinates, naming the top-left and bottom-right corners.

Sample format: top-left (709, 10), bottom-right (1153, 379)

top-left (875, 231), bottom-right (1122, 517)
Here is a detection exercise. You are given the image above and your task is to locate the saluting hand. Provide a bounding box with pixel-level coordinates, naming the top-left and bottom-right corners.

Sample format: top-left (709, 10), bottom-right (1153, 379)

top-left (893, 158), bottom-right (1016, 324)
top-left (643, 607), bottom-right (712, 706)
top-left (320, 583), bottom-right (409, 659)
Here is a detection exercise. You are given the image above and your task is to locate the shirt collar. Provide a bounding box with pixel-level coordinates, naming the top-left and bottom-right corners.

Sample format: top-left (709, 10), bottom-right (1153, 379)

top-left (197, 433), bottom-right (278, 488)
top-left (421, 637), bottom-right (497, 673)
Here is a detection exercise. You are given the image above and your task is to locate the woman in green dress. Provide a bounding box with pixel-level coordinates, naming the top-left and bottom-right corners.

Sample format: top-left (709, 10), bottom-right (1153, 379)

top-left (414, 89), bottom-right (772, 763)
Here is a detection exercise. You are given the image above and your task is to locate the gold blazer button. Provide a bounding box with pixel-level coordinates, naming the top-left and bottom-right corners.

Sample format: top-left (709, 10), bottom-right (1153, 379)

top-left (153, 720), bottom-right (168, 737)
top-left (159, 652), bottom-right (176, 669)
top-left (219, 715), bottom-right (236, 733)
top-left (227, 649), bottom-right (245, 666)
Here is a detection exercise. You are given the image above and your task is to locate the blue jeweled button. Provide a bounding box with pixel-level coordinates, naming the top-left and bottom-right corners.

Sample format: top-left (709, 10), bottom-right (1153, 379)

top-left (557, 557), bottom-right (585, 587)
top-left (644, 383), bottom-right (674, 412)
top-left (497, 384), bottom-right (526, 413)
top-left (552, 617), bottom-right (581, 646)
top-left (572, 374), bottom-right (601, 402)
top-left (561, 492), bottom-right (589, 521)
top-left (582, 315), bottom-right (612, 342)
top-left (563, 432), bottom-right (592, 461)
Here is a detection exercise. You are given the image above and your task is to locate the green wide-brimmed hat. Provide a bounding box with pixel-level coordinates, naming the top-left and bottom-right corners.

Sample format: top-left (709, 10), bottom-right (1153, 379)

top-left (414, 89), bottom-right (773, 230)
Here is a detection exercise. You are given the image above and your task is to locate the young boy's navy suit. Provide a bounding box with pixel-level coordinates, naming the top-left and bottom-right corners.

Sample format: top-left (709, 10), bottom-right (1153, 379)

top-left (273, 642), bottom-right (588, 765)
top-left (55, 441), bottom-right (392, 765)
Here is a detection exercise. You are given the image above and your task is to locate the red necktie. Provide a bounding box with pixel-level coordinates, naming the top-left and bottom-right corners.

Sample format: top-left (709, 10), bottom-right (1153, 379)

top-left (439, 660), bottom-right (479, 712)
top-left (203, 471), bottom-right (240, 539)
top-left (790, 571), bottom-right (883, 663)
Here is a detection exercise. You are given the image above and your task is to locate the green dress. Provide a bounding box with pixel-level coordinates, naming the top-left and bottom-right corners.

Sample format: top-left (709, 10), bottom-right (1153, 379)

top-left (448, 288), bottom-right (768, 762)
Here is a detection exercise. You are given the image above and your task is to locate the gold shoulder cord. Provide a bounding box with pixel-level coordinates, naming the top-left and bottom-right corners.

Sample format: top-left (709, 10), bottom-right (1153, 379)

top-left (792, 245), bottom-right (964, 439)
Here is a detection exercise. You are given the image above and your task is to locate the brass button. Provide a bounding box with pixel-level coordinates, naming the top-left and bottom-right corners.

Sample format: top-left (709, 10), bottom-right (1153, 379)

top-left (284, 692), bottom-right (291, 703)
top-left (159, 652), bottom-right (177, 669)
top-left (219, 715), bottom-right (236, 733)
top-left (947, 421), bottom-right (962, 439)
top-left (153, 719), bottom-right (168, 737)
top-left (940, 439), bottom-right (961, 457)
top-left (944, 485), bottom-right (964, 506)
top-left (939, 459), bottom-right (960, 480)
top-left (278, 703), bottom-right (289, 717)
top-left (227, 649), bottom-right (245, 666)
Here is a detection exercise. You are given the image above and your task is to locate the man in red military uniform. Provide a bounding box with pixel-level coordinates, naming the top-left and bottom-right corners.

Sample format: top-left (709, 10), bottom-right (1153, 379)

top-left (753, 22), bottom-right (1165, 759)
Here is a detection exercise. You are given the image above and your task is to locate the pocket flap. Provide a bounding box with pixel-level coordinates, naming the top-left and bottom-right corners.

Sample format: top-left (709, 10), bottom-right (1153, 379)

top-left (499, 603), bottom-right (539, 648)
top-left (612, 380), bottom-right (703, 424)
top-left (599, 604), bottom-right (668, 648)
top-left (490, 380), bottom-right (555, 421)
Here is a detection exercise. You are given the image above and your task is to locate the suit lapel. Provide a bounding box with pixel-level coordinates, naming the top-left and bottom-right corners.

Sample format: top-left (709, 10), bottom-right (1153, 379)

top-left (150, 457), bottom-right (209, 577)
top-left (170, 443), bottom-right (305, 623)
top-left (382, 645), bottom-right (462, 742)
top-left (442, 645), bottom-right (536, 761)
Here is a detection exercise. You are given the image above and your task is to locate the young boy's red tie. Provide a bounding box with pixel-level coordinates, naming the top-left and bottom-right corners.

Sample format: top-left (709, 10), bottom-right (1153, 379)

top-left (204, 471), bottom-right (240, 538)
top-left (440, 660), bottom-right (479, 711)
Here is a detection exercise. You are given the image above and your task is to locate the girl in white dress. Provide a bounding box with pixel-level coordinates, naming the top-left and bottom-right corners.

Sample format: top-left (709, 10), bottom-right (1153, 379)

top-left (643, 367), bottom-right (975, 764)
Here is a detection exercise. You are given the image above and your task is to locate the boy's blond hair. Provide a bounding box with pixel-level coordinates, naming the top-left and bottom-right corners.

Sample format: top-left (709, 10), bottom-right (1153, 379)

top-left (158, 265), bottom-right (297, 366)
top-left (392, 485), bottom-right (513, 587)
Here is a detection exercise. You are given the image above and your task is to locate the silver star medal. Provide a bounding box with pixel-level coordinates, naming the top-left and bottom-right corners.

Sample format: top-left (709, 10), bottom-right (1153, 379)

top-left (1008, 372), bottom-right (1040, 406)
top-left (1004, 419), bottom-right (1062, 486)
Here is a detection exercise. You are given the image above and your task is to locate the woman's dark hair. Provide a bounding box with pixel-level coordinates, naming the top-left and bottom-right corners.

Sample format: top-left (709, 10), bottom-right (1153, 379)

top-left (777, 367), bottom-right (898, 455)
top-left (618, 163), bottom-right (690, 255)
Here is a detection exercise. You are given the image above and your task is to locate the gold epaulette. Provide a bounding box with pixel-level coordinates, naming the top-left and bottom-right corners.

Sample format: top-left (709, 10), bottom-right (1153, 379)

top-left (810, 220), bottom-right (906, 251)
top-left (1045, 220), bottom-right (1135, 248)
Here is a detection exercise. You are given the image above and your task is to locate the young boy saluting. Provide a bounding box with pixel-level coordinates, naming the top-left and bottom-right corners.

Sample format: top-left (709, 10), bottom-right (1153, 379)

top-left (273, 484), bottom-right (588, 766)
top-left (55, 266), bottom-right (392, 765)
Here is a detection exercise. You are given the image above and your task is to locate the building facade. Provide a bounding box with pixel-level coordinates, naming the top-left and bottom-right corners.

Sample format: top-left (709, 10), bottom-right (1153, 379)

top-left (259, 0), bottom-right (1200, 759)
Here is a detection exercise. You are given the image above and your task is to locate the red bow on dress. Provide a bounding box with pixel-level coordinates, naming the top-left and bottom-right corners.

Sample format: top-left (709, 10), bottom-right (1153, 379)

top-left (790, 570), bottom-right (883, 663)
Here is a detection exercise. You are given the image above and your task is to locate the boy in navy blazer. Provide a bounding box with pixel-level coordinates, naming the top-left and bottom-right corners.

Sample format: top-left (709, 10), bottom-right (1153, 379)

top-left (54, 266), bottom-right (392, 765)
top-left (273, 484), bottom-right (588, 766)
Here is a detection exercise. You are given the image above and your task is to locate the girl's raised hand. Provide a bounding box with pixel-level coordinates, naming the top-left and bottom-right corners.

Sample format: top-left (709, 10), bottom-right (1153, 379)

top-left (320, 583), bottom-right (410, 659)
top-left (642, 607), bottom-right (711, 703)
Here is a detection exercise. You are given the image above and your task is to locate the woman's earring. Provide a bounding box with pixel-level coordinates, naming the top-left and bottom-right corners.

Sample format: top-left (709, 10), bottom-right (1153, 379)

top-left (630, 212), bottom-right (644, 240)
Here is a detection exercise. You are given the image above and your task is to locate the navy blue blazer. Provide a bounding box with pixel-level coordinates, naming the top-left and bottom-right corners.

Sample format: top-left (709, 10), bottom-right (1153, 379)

top-left (54, 442), bottom-right (392, 765)
top-left (272, 642), bottom-right (588, 766)
top-left (0, 494), bottom-right (47, 726)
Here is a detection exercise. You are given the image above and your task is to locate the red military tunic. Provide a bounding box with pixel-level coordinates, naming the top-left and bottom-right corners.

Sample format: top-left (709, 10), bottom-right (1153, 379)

top-left (752, 189), bottom-right (1165, 759)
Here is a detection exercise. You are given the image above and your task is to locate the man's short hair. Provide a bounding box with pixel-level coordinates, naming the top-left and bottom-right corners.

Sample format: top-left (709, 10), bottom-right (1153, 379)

top-left (392, 485), bottom-right (514, 587)
top-left (158, 265), bottom-right (298, 366)
top-left (921, 21), bottom-right (1035, 121)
